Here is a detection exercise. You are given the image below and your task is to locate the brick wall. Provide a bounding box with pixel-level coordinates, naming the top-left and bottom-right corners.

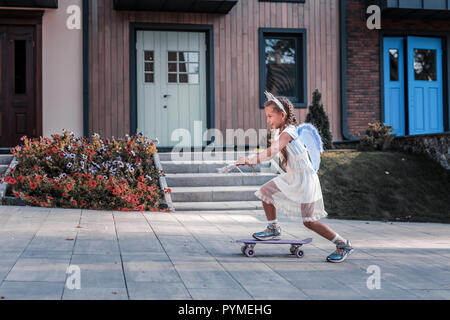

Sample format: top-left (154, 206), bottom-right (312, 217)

top-left (345, 0), bottom-right (450, 138)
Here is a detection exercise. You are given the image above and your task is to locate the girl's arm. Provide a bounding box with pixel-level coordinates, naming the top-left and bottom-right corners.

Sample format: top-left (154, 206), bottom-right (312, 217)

top-left (239, 132), bottom-right (293, 166)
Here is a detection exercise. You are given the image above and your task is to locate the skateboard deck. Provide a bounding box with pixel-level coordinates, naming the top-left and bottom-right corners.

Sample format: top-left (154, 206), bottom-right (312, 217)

top-left (236, 238), bottom-right (312, 258)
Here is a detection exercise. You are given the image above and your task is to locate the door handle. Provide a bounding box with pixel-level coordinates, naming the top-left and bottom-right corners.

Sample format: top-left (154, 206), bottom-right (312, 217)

top-left (163, 105), bottom-right (167, 109)
top-left (163, 94), bottom-right (171, 98)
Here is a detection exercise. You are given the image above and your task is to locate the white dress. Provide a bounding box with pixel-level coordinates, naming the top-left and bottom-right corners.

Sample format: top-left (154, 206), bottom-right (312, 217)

top-left (254, 125), bottom-right (328, 222)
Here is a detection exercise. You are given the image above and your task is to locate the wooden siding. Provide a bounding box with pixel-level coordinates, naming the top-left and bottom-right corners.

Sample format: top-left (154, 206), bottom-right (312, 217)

top-left (88, 0), bottom-right (342, 142)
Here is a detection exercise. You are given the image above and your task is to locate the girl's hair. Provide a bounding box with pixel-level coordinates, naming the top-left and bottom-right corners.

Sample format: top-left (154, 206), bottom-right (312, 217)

top-left (264, 96), bottom-right (298, 168)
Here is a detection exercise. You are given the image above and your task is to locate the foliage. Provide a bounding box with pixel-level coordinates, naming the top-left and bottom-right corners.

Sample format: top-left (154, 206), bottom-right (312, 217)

top-left (357, 121), bottom-right (397, 151)
top-left (1, 131), bottom-right (169, 211)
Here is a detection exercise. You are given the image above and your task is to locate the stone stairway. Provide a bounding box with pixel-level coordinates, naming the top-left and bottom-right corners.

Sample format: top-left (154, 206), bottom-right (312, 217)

top-left (159, 152), bottom-right (279, 211)
top-left (0, 154), bottom-right (15, 201)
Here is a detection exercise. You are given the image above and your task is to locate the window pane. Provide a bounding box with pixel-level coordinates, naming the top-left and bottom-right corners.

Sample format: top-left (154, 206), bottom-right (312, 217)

top-left (188, 52), bottom-right (199, 62)
top-left (168, 63), bottom-right (177, 72)
top-left (188, 63), bottom-right (199, 73)
top-left (145, 62), bottom-right (154, 72)
top-left (414, 49), bottom-right (436, 81)
top-left (179, 52), bottom-right (188, 62)
top-left (265, 38), bottom-right (296, 97)
top-left (168, 51), bottom-right (177, 61)
top-left (168, 73), bottom-right (177, 83)
top-left (145, 73), bottom-right (154, 83)
top-left (389, 49), bottom-right (399, 82)
top-left (15, 40), bottom-right (26, 94)
top-left (179, 74), bottom-right (188, 83)
top-left (144, 51), bottom-right (154, 61)
top-left (179, 62), bottom-right (187, 73)
top-left (188, 74), bottom-right (199, 84)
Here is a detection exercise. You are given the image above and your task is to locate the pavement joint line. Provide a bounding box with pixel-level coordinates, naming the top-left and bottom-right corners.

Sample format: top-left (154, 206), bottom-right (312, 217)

top-left (109, 211), bottom-right (130, 300)
top-left (141, 212), bottom-right (194, 300)
top-left (61, 209), bottom-right (83, 300)
top-left (0, 207), bottom-right (51, 289)
top-left (168, 212), bottom-right (256, 299)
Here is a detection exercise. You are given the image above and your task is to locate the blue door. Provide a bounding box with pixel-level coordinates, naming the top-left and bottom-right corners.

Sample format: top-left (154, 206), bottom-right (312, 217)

top-left (406, 36), bottom-right (444, 135)
top-left (383, 37), bottom-right (405, 136)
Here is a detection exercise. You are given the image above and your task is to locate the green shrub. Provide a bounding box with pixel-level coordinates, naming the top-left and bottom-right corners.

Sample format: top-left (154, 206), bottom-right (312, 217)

top-left (357, 121), bottom-right (396, 151)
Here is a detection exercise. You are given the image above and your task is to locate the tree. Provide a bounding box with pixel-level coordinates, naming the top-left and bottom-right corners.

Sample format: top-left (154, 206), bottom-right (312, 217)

top-left (305, 89), bottom-right (333, 150)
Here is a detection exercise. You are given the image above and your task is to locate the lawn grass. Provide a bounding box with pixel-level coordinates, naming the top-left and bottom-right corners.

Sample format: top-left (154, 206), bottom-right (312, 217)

top-left (319, 149), bottom-right (450, 223)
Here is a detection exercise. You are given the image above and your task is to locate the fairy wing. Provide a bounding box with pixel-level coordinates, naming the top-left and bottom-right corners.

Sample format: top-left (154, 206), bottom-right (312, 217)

top-left (296, 123), bottom-right (324, 173)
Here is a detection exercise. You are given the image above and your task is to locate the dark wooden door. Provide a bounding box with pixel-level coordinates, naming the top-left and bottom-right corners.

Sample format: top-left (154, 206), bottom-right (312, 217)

top-left (0, 25), bottom-right (36, 148)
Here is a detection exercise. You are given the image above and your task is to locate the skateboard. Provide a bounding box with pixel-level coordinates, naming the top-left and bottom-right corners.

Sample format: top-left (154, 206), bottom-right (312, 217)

top-left (236, 238), bottom-right (313, 258)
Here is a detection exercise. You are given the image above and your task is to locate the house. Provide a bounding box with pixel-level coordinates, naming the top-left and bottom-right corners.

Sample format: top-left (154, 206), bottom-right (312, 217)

top-left (343, 0), bottom-right (450, 139)
top-left (6, 1), bottom-right (447, 151)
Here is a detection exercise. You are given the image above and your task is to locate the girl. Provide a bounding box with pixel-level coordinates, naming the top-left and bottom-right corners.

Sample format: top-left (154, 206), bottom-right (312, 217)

top-left (237, 92), bottom-right (354, 263)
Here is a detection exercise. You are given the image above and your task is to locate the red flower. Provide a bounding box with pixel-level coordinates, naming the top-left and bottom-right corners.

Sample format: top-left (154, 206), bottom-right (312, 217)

top-left (46, 150), bottom-right (52, 156)
top-left (72, 200), bottom-right (78, 206)
top-left (30, 182), bottom-right (37, 190)
top-left (55, 184), bottom-right (62, 190)
top-left (81, 200), bottom-right (87, 206)
top-left (13, 191), bottom-right (20, 198)
top-left (89, 179), bottom-right (97, 188)
top-left (67, 184), bottom-right (73, 191)
top-left (17, 175), bottom-right (24, 183)
top-left (136, 205), bottom-right (144, 212)
top-left (52, 147), bottom-right (58, 153)
top-left (97, 175), bottom-right (103, 181)
top-left (35, 175), bottom-right (43, 182)
top-left (62, 192), bottom-right (68, 198)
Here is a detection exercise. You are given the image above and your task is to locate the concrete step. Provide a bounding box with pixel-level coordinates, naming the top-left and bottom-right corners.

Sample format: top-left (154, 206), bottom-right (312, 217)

top-left (161, 160), bottom-right (271, 174)
top-left (0, 164), bottom-right (9, 174)
top-left (170, 185), bottom-right (260, 202)
top-left (172, 201), bottom-right (263, 211)
top-left (158, 151), bottom-right (259, 162)
top-left (165, 172), bottom-right (276, 187)
top-left (0, 155), bottom-right (13, 165)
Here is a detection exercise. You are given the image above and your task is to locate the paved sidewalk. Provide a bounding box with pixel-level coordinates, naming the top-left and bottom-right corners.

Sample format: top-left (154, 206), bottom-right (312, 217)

top-left (0, 205), bottom-right (449, 300)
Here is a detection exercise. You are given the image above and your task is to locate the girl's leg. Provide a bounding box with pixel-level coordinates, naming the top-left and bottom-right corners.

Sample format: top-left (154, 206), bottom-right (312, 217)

top-left (301, 203), bottom-right (345, 243)
top-left (262, 201), bottom-right (277, 221)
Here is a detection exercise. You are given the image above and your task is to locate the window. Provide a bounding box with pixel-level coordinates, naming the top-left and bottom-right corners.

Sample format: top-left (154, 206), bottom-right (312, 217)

top-left (168, 51), bottom-right (200, 84)
top-left (389, 49), bottom-right (399, 81)
top-left (414, 49), bottom-right (436, 81)
top-left (144, 50), bottom-right (154, 83)
top-left (259, 28), bottom-right (307, 108)
top-left (15, 40), bottom-right (26, 94)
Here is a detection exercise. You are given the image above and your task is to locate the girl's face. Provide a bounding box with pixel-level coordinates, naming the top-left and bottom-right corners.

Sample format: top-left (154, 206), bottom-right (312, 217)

top-left (265, 104), bottom-right (286, 130)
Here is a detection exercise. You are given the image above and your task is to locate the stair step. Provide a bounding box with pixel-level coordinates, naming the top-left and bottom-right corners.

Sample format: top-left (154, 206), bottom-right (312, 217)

top-left (165, 172), bottom-right (276, 187)
top-left (0, 155), bottom-right (13, 165)
top-left (170, 185), bottom-right (260, 202)
top-left (172, 201), bottom-right (263, 211)
top-left (161, 160), bottom-right (271, 174)
top-left (158, 151), bottom-right (259, 161)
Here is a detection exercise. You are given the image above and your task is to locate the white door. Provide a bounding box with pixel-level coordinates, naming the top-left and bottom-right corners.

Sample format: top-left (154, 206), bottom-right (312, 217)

top-left (137, 30), bottom-right (207, 148)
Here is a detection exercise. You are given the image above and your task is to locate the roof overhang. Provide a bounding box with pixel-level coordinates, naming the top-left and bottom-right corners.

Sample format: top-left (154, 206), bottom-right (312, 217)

top-left (366, 0), bottom-right (450, 19)
top-left (0, 0), bottom-right (57, 8)
top-left (113, 0), bottom-right (238, 14)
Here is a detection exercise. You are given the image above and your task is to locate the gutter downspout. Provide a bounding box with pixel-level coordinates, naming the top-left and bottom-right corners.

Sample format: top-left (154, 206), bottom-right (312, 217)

top-left (82, 0), bottom-right (89, 138)
top-left (340, 0), bottom-right (359, 141)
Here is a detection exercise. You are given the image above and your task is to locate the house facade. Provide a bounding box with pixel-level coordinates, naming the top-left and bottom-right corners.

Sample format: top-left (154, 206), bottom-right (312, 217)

top-left (343, 0), bottom-right (450, 140)
top-left (0, 0), bottom-right (343, 149)
top-left (0, 0), bottom-right (83, 150)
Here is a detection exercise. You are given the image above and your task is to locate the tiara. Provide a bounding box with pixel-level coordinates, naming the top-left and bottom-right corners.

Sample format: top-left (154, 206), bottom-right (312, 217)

top-left (264, 91), bottom-right (287, 115)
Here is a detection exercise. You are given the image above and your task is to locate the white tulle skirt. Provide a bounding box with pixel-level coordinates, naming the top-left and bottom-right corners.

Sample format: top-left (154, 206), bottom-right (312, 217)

top-left (254, 153), bottom-right (328, 222)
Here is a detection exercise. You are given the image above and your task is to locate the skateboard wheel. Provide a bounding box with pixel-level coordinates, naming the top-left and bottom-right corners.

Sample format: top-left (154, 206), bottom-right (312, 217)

top-left (295, 248), bottom-right (304, 258)
top-left (245, 247), bottom-right (255, 257)
top-left (241, 245), bottom-right (247, 254)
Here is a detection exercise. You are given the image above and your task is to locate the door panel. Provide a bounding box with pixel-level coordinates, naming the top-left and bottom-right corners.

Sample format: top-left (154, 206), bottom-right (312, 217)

top-left (0, 25), bottom-right (36, 148)
top-left (137, 30), bottom-right (207, 148)
top-left (383, 37), bottom-right (405, 136)
top-left (407, 36), bottom-right (444, 135)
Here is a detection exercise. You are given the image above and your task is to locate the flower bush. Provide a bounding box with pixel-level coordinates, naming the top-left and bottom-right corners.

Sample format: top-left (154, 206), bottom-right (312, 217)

top-left (2, 131), bottom-right (169, 212)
